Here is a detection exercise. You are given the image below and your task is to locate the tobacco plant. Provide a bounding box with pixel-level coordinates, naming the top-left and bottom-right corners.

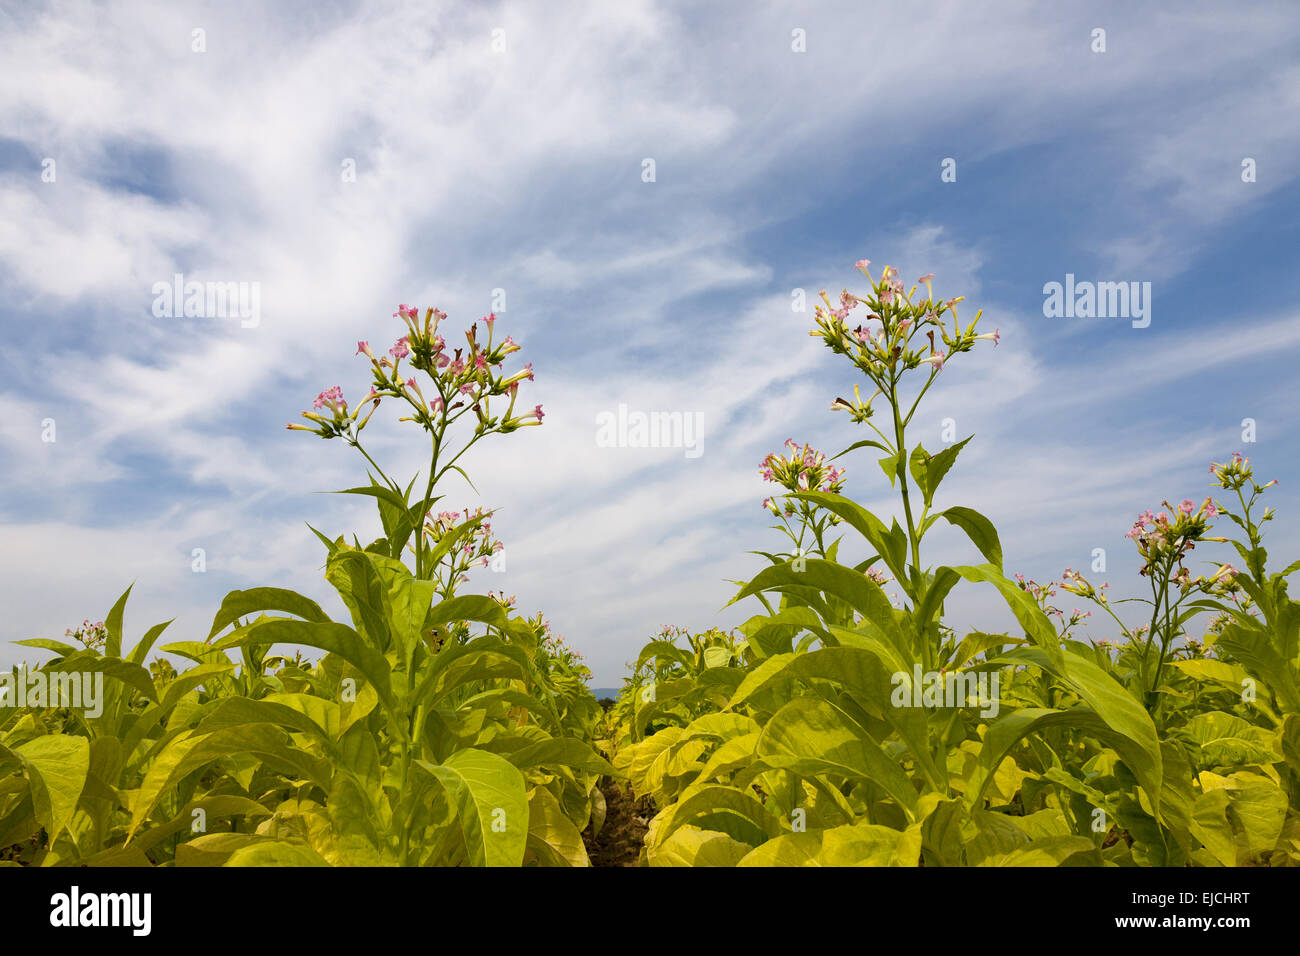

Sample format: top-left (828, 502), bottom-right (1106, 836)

top-left (0, 305), bottom-right (611, 867)
top-left (611, 260), bottom-right (1300, 867)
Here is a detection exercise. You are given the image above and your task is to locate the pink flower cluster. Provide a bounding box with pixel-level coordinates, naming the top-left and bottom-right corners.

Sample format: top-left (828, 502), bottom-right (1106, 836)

top-left (810, 260), bottom-right (998, 386)
top-left (290, 306), bottom-right (544, 439)
top-left (424, 506), bottom-right (504, 569)
top-left (1209, 452), bottom-right (1277, 493)
top-left (759, 439), bottom-right (846, 516)
top-left (65, 618), bottom-right (108, 650)
top-left (1123, 498), bottom-right (1217, 578)
top-left (1015, 573), bottom-right (1091, 630)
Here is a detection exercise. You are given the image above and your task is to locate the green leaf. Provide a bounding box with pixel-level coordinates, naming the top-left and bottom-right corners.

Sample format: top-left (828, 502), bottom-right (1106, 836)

top-left (127, 619), bottom-right (175, 666)
top-left (878, 453), bottom-right (900, 487)
top-left (730, 648), bottom-right (946, 793)
top-left (1178, 712), bottom-right (1280, 768)
top-left (833, 438), bottom-right (892, 460)
top-left (985, 647), bottom-right (1163, 817)
top-left (649, 824), bottom-right (751, 866)
top-left (787, 492), bottom-right (908, 583)
top-left (12, 735), bottom-right (89, 842)
top-left (417, 749), bottom-right (528, 867)
top-left (651, 785), bottom-right (782, 849)
top-left (525, 787), bottom-right (590, 867)
top-left (911, 436), bottom-right (973, 508)
top-left (726, 558), bottom-right (895, 633)
top-left (213, 619), bottom-right (395, 712)
top-left (500, 738), bottom-right (616, 777)
top-left (42, 654), bottom-right (158, 702)
top-left (12, 639), bottom-right (81, 657)
top-left (225, 841), bottom-right (332, 866)
top-left (128, 725), bottom-right (333, 840)
top-left (940, 507), bottom-right (1003, 570)
top-left (952, 565), bottom-right (1059, 664)
top-left (737, 822), bottom-right (916, 866)
top-left (424, 595), bottom-right (508, 634)
top-left (207, 588), bottom-right (330, 640)
top-left (757, 696), bottom-right (918, 816)
top-left (104, 584), bottom-right (133, 658)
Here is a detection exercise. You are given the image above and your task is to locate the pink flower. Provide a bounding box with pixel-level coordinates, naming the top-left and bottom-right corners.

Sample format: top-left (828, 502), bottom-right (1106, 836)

top-left (922, 351), bottom-right (946, 371)
top-left (356, 340), bottom-right (372, 357)
top-left (533, 405), bottom-right (545, 421)
top-left (917, 273), bottom-right (935, 285)
top-left (313, 386), bottom-right (345, 410)
top-left (474, 354), bottom-right (488, 371)
top-left (393, 304), bottom-right (414, 318)
top-left (855, 259), bottom-right (871, 271)
top-left (482, 312), bottom-right (497, 326)
top-left (1179, 499), bottom-right (1195, 515)
top-left (390, 337), bottom-right (410, 358)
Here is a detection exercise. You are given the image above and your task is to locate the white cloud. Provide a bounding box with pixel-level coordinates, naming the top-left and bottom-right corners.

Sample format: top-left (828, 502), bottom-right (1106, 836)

top-left (0, 1), bottom-right (1298, 682)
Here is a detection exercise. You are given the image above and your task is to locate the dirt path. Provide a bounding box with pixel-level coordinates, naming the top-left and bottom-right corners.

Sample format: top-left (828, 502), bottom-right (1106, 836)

top-left (583, 776), bottom-right (651, 867)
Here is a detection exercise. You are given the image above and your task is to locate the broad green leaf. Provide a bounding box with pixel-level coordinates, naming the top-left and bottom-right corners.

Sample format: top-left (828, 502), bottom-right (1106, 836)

top-left (953, 565), bottom-right (1060, 664)
top-left (225, 841), bottom-right (332, 866)
top-left (423, 594), bottom-right (508, 634)
top-left (129, 724), bottom-right (333, 839)
top-left (207, 588), bottom-right (329, 639)
top-left (13, 735), bottom-right (89, 841)
top-left (525, 787), bottom-right (590, 867)
top-left (757, 696), bottom-right (918, 816)
top-left (978, 835), bottom-right (1096, 866)
top-left (649, 824), bottom-right (750, 867)
top-left (417, 749), bottom-right (528, 867)
top-left (730, 648), bottom-right (946, 792)
top-left (911, 436), bottom-right (972, 508)
top-left (737, 822), bottom-right (915, 866)
top-left (940, 508), bottom-right (1003, 570)
top-left (787, 492), bottom-right (908, 582)
top-left (985, 647), bottom-right (1163, 817)
top-left (650, 784), bottom-right (782, 849)
top-left (214, 619), bottom-right (395, 711)
top-left (500, 738), bottom-right (616, 777)
top-left (1179, 711), bottom-right (1279, 768)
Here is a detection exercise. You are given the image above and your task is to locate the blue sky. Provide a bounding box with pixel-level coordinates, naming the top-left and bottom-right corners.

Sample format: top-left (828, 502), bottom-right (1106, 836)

top-left (1, 0), bottom-right (1298, 685)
